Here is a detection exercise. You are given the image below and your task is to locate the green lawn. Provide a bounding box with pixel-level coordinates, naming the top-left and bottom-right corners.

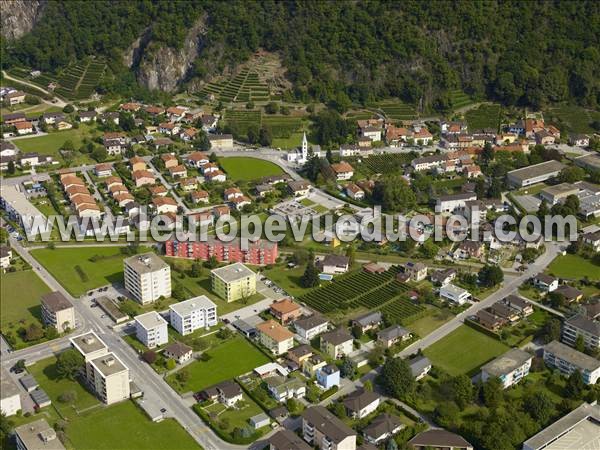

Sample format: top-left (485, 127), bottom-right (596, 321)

top-left (31, 246), bottom-right (149, 296)
top-left (0, 270), bottom-right (51, 328)
top-left (423, 325), bottom-right (509, 376)
top-left (167, 336), bottom-right (270, 393)
top-left (263, 265), bottom-right (308, 297)
top-left (13, 124), bottom-right (96, 163)
top-left (546, 254), bottom-right (599, 280)
top-left (272, 132), bottom-right (308, 150)
top-left (25, 357), bottom-right (199, 450)
top-left (406, 307), bottom-right (454, 338)
top-left (218, 157), bottom-right (284, 181)
top-left (465, 103), bottom-right (501, 131)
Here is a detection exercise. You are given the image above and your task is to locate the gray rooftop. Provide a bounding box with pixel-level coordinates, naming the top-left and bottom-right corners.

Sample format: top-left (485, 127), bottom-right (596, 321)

top-left (124, 252), bottom-right (168, 274)
top-left (540, 183), bottom-right (579, 197)
top-left (90, 353), bottom-right (128, 377)
top-left (14, 419), bottom-right (66, 450)
top-left (343, 389), bottom-right (380, 413)
top-left (134, 311), bottom-right (167, 330)
top-left (481, 348), bottom-right (532, 378)
top-left (378, 324), bottom-right (410, 341)
top-left (522, 402), bottom-right (600, 450)
top-left (565, 314), bottom-right (600, 336)
top-left (293, 314), bottom-right (328, 331)
top-left (169, 295), bottom-right (216, 317)
top-left (1, 367), bottom-right (20, 399)
top-left (303, 406), bottom-right (356, 443)
top-left (211, 262), bottom-right (255, 282)
top-left (268, 429), bottom-right (312, 450)
top-left (70, 331), bottom-right (108, 355)
top-left (544, 341), bottom-right (600, 372)
top-left (352, 311), bottom-right (382, 327)
top-left (409, 356), bottom-right (431, 377)
top-left (40, 291), bottom-right (73, 313)
top-left (507, 160), bottom-right (565, 182)
top-left (19, 374), bottom-right (39, 391)
top-left (321, 328), bottom-right (353, 346)
top-left (31, 389), bottom-right (51, 406)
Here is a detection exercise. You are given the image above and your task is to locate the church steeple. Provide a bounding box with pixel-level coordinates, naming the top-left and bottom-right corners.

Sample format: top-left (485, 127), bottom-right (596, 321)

top-left (301, 132), bottom-right (308, 159)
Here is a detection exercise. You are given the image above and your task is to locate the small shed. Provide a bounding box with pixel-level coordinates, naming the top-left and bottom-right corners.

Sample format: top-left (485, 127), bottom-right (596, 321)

top-left (249, 413), bottom-right (270, 429)
top-left (19, 374), bottom-right (39, 392)
top-left (31, 389), bottom-right (51, 408)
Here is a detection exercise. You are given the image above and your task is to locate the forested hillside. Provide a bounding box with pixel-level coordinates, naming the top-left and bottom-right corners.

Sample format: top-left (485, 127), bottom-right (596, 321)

top-left (2, 0), bottom-right (599, 111)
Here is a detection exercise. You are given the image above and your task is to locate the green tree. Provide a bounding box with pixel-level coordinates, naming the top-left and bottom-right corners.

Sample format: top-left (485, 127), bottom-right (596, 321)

top-left (300, 251), bottom-right (320, 288)
top-left (481, 377), bottom-right (503, 408)
top-left (449, 374), bottom-right (474, 410)
top-left (565, 370), bottom-right (585, 399)
top-left (166, 358), bottom-right (176, 370)
top-left (548, 291), bottom-right (566, 309)
top-left (24, 323), bottom-right (44, 341)
top-left (56, 349), bottom-right (84, 380)
top-left (340, 356), bottom-right (356, 378)
top-left (478, 264), bottom-right (504, 287)
top-left (259, 126), bottom-right (272, 146)
top-left (540, 318), bottom-right (561, 343)
top-left (372, 176), bottom-right (416, 212)
top-left (7, 160), bottom-right (15, 174)
top-left (143, 350), bottom-right (157, 364)
top-left (380, 358), bottom-right (415, 399)
top-left (345, 245), bottom-right (355, 266)
top-left (559, 166), bottom-right (585, 183)
top-left (190, 260), bottom-right (203, 277)
top-left (524, 391), bottom-right (554, 425)
top-left (575, 334), bottom-right (586, 352)
top-left (63, 104), bottom-right (74, 113)
top-left (419, 240), bottom-right (439, 259)
top-left (265, 102), bottom-right (279, 114)
top-left (176, 368), bottom-right (189, 383)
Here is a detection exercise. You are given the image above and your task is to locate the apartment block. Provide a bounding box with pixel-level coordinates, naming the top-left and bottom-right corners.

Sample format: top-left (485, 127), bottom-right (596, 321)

top-left (88, 353), bottom-right (130, 404)
top-left (543, 340), bottom-right (600, 385)
top-left (124, 253), bottom-right (171, 304)
top-left (562, 314), bottom-right (600, 351)
top-left (320, 328), bottom-right (353, 359)
top-left (256, 320), bottom-right (295, 355)
top-left (165, 237), bottom-right (278, 265)
top-left (14, 418), bottom-right (66, 450)
top-left (480, 348), bottom-right (532, 389)
top-left (40, 291), bottom-right (75, 333)
top-left (1, 367), bottom-right (21, 416)
top-left (211, 262), bottom-right (256, 302)
top-left (169, 295), bottom-right (217, 335)
top-left (134, 311), bottom-right (169, 348)
top-left (302, 406), bottom-right (356, 450)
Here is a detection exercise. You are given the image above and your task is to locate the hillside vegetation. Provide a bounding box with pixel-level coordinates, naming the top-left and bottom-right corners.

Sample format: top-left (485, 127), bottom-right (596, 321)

top-left (2, 0), bottom-right (599, 111)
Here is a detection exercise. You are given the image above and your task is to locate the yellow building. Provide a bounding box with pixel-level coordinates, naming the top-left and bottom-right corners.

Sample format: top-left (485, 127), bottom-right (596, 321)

top-left (256, 320), bottom-right (295, 355)
top-left (210, 262), bottom-right (256, 302)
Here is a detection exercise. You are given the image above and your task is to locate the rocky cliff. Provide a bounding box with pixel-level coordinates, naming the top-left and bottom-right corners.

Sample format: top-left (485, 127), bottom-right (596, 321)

top-left (135, 17), bottom-right (206, 92)
top-left (0, 0), bottom-right (46, 40)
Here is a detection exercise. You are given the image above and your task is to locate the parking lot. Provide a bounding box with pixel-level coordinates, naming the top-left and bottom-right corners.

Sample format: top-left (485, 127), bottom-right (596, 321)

top-left (270, 199), bottom-right (318, 221)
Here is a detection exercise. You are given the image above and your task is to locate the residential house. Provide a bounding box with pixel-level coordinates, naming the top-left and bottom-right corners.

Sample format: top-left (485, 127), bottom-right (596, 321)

top-left (201, 114), bottom-right (219, 132)
top-left (123, 253), bottom-right (171, 305)
top-left (270, 298), bottom-right (302, 324)
top-left (130, 156), bottom-right (147, 172)
top-left (288, 180), bottom-right (311, 197)
top-left (363, 414), bottom-right (404, 445)
top-left (163, 341), bottom-right (193, 364)
top-left (256, 320), bottom-right (295, 355)
top-left (377, 325), bottom-right (411, 348)
top-left (343, 389), bottom-right (380, 419)
top-left (413, 127), bottom-right (433, 145)
top-left (0, 246), bottom-right (12, 269)
top-left (302, 406), bottom-right (357, 450)
top-left (15, 121), bottom-right (33, 135)
top-left (103, 132), bottom-right (127, 155)
top-left (317, 254), bottom-right (350, 274)
top-left (582, 231), bottom-right (600, 251)
top-left (316, 364), bottom-right (340, 389)
top-left (132, 170), bottom-right (155, 187)
top-left (214, 380), bottom-right (243, 407)
top-left (489, 301), bottom-right (520, 323)
top-left (14, 418), bottom-right (67, 450)
top-left (268, 429), bottom-right (312, 450)
top-left (161, 154), bottom-right (179, 169)
top-left (208, 134), bottom-right (234, 150)
top-left (481, 348), bottom-right (532, 389)
top-left (211, 262), bottom-right (257, 302)
top-left (152, 196), bottom-right (178, 215)
top-left (329, 162), bottom-right (354, 181)
top-left (204, 169), bottom-right (227, 182)
top-left (159, 122), bottom-right (180, 135)
top-left (554, 285), bottom-right (584, 303)
top-left (185, 151), bottom-right (209, 168)
top-left (562, 315), bottom-right (599, 351)
top-left (345, 183), bottom-right (365, 200)
top-left (1, 367), bottom-right (22, 417)
top-left (287, 345), bottom-right (313, 368)
top-left (320, 328), bottom-right (353, 359)
top-left (40, 291), bottom-right (75, 333)
top-left (436, 193), bottom-right (477, 213)
top-left (408, 429), bottom-right (473, 450)
top-left (168, 165), bottom-right (187, 178)
top-left (403, 261), bottom-right (427, 281)
top-left (180, 177), bottom-right (198, 191)
top-left (533, 274), bottom-right (558, 292)
top-left (440, 284), bottom-right (471, 305)
top-left (266, 376), bottom-right (306, 402)
top-left (100, 111), bottom-right (119, 125)
top-left (339, 144), bottom-right (362, 157)
top-left (408, 356), bottom-right (432, 380)
top-left (5, 90), bottom-right (25, 105)
top-left (454, 240), bottom-right (483, 259)
top-left (476, 309), bottom-right (507, 331)
top-left (254, 362), bottom-right (289, 379)
top-left (303, 355), bottom-right (327, 377)
top-left (149, 185), bottom-right (167, 197)
top-left (503, 294), bottom-right (533, 316)
top-left (166, 106), bottom-right (187, 121)
top-left (134, 311), bottom-right (168, 348)
top-left (180, 127), bottom-right (198, 141)
top-left (293, 315), bottom-right (329, 340)
top-left (78, 110), bottom-right (97, 122)
top-left (430, 268), bottom-right (457, 286)
top-left (190, 190), bottom-right (209, 204)
top-left (569, 133), bottom-right (590, 147)
top-left (352, 311), bottom-right (382, 333)
top-left (543, 340), bottom-right (600, 385)
top-left (94, 163), bottom-right (112, 177)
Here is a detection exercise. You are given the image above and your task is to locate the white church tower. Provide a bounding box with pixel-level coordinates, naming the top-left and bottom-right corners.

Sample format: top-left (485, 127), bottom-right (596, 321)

top-left (301, 132), bottom-right (308, 161)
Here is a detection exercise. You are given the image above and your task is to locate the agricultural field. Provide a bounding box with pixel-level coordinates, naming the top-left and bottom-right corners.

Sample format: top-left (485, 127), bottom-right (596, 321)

top-left (544, 105), bottom-right (600, 134)
top-left (31, 246), bottom-right (149, 296)
top-left (166, 336), bottom-right (270, 393)
top-left (218, 156), bottom-right (284, 181)
top-left (347, 153), bottom-right (414, 176)
top-left (423, 325), bottom-right (509, 376)
top-left (465, 103), bottom-right (502, 131)
top-left (224, 109), bottom-right (262, 136)
top-left (297, 266), bottom-right (425, 323)
top-left (199, 67), bottom-right (270, 103)
top-left (370, 100), bottom-right (417, 121)
top-left (345, 109), bottom-right (377, 120)
top-left (55, 59), bottom-right (106, 100)
top-left (262, 115), bottom-right (305, 138)
top-left (449, 89), bottom-right (475, 110)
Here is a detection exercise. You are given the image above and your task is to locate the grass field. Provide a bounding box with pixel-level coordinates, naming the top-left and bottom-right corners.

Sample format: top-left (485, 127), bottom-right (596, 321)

top-left (26, 357), bottom-right (198, 450)
top-left (31, 246), bottom-right (148, 296)
top-left (218, 157), bottom-right (284, 181)
top-left (546, 254), bottom-right (599, 280)
top-left (272, 132), bottom-right (311, 149)
top-left (465, 103), bottom-right (501, 131)
top-left (423, 325), bottom-right (509, 376)
top-left (13, 124), bottom-right (95, 164)
top-left (406, 306), bottom-right (454, 337)
top-left (544, 105), bottom-right (600, 134)
top-left (167, 336), bottom-right (270, 393)
top-left (0, 270), bottom-right (51, 328)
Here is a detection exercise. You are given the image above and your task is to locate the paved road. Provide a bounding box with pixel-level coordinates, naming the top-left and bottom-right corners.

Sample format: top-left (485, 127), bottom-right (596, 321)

top-left (146, 159), bottom-right (190, 214)
top-left (3, 237), bottom-right (247, 450)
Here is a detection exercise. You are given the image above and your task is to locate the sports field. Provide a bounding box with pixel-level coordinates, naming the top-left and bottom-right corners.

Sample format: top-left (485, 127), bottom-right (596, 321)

top-left (218, 157), bottom-right (284, 181)
top-left (424, 325), bottom-right (509, 376)
top-left (31, 246), bottom-right (148, 296)
top-left (167, 336), bottom-right (270, 393)
top-left (546, 254), bottom-right (599, 279)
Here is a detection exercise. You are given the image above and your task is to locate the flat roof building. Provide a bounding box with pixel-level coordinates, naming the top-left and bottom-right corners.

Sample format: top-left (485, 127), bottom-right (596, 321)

top-left (124, 253), bottom-right (171, 304)
top-left (522, 402), bottom-right (600, 450)
top-left (211, 262), bottom-right (256, 302)
top-left (0, 185), bottom-right (50, 240)
top-left (302, 405), bottom-right (357, 450)
top-left (40, 291), bottom-right (75, 333)
top-left (134, 311), bottom-right (168, 348)
top-left (506, 160), bottom-right (565, 188)
top-left (543, 340), bottom-right (600, 385)
top-left (480, 348), bottom-right (532, 389)
top-left (89, 353), bottom-right (130, 405)
top-left (70, 331), bottom-right (109, 362)
top-left (1, 367), bottom-right (21, 417)
top-left (539, 183), bottom-right (580, 205)
top-left (14, 418), bottom-right (66, 450)
top-left (169, 295), bottom-right (217, 335)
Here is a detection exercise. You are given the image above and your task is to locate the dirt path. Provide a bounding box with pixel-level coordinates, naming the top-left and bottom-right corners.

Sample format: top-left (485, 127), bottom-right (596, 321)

top-left (1, 70), bottom-right (67, 107)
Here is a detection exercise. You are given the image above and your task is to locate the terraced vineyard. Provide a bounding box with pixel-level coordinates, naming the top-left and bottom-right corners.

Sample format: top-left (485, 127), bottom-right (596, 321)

top-left (371, 100), bottom-right (417, 121)
top-left (381, 297), bottom-right (426, 325)
top-left (465, 103), bottom-right (502, 131)
top-left (225, 110), bottom-right (262, 136)
top-left (262, 115), bottom-right (304, 138)
top-left (224, 110), bottom-right (305, 139)
top-left (347, 153), bottom-right (414, 175)
top-left (199, 68), bottom-right (271, 103)
top-left (449, 89), bottom-right (474, 110)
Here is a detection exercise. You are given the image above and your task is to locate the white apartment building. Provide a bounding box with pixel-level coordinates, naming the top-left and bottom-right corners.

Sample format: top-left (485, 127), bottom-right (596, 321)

top-left (88, 353), bottom-right (130, 405)
top-left (1, 367), bottom-right (21, 416)
top-left (134, 311), bottom-right (169, 348)
top-left (169, 295), bottom-right (217, 336)
top-left (439, 283), bottom-right (471, 305)
top-left (543, 340), bottom-right (600, 385)
top-left (40, 291), bottom-right (75, 333)
top-left (562, 315), bottom-right (600, 351)
top-left (481, 348), bottom-right (532, 389)
top-left (124, 253), bottom-right (171, 304)
top-left (14, 418), bottom-right (66, 450)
